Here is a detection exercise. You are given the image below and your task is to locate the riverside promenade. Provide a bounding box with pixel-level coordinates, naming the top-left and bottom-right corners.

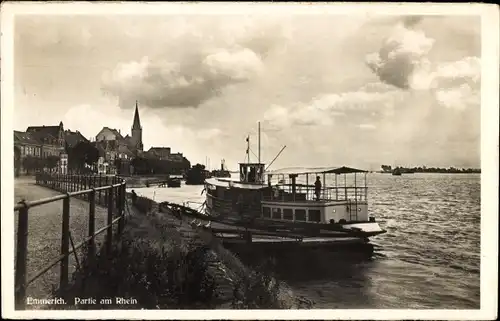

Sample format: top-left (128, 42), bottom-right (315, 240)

top-left (14, 176), bottom-right (110, 307)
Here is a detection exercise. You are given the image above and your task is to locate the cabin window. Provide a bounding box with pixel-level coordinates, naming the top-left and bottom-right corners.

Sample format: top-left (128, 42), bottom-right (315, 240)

top-left (295, 209), bottom-right (306, 221)
top-left (262, 207), bottom-right (271, 218)
top-left (283, 208), bottom-right (293, 220)
top-left (272, 208), bottom-right (282, 219)
top-left (308, 209), bottom-right (321, 222)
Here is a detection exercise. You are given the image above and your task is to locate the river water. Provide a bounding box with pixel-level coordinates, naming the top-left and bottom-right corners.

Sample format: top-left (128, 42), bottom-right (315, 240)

top-left (128, 173), bottom-right (480, 309)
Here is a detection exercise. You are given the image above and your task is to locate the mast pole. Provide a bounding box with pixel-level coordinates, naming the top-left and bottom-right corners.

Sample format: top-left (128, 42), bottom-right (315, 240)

top-left (247, 135), bottom-right (250, 164)
top-left (258, 122), bottom-right (261, 165)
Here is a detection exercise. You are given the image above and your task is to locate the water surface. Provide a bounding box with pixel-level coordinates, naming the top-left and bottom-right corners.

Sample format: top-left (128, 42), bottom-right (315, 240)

top-left (129, 173), bottom-right (480, 308)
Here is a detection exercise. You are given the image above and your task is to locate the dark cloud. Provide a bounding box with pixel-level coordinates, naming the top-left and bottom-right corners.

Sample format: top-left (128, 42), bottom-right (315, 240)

top-left (365, 19), bottom-right (435, 89)
top-left (101, 17), bottom-right (291, 109)
top-left (402, 15), bottom-right (424, 27)
top-left (101, 47), bottom-right (264, 109)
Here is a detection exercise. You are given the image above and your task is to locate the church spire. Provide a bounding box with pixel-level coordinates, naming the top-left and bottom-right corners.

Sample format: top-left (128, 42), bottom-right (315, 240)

top-left (132, 100), bottom-right (142, 130)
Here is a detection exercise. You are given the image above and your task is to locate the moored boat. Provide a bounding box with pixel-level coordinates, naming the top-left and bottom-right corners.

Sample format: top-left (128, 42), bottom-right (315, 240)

top-left (203, 123), bottom-right (386, 245)
top-left (167, 175), bottom-right (182, 188)
top-left (211, 159), bottom-right (231, 178)
top-left (392, 168), bottom-right (402, 176)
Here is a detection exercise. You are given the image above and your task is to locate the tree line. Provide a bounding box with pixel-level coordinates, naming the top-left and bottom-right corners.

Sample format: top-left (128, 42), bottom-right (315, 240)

top-left (380, 165), bottom-right (481, 174)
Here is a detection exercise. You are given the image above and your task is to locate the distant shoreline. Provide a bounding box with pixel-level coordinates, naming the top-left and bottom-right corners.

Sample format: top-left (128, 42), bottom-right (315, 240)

top-left (377, 170), bottom-right (481, 174)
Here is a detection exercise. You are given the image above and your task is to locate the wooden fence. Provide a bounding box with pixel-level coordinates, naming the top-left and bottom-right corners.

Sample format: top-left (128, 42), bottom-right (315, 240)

top-left (14, 173), bottom-right (127, 309)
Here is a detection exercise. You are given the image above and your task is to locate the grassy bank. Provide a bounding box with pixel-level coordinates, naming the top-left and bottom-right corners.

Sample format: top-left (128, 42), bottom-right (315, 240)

top-left (53, 195), bottom-right (314, 309)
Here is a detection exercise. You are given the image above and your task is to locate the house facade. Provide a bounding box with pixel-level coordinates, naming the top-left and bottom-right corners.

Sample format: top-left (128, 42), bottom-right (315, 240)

top-left (14, 121), bottom-right (68, 174)
top-left (14, 131), bottom-right (42, 159)
top-left (26, 121), bottom-right (66, 158)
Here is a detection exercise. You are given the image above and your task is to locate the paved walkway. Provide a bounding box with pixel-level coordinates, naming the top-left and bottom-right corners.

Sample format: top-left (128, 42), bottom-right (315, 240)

top-left (14, 177), bottom-right (108, 308)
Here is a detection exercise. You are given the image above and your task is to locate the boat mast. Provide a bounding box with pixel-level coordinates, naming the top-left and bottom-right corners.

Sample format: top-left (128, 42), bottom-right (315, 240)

top-left (258, 121), bottom-right (261, 165)
top-left (246, 135), bottom-right (250, 164)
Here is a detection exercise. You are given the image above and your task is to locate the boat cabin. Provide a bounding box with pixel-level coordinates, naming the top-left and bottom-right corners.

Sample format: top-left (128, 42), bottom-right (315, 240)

top-left (205, 162), bottom-right (269, 218)
top-left (239, 162), bottom-right (265, 184)
top-left (262, 166), bottom-right (371, 224)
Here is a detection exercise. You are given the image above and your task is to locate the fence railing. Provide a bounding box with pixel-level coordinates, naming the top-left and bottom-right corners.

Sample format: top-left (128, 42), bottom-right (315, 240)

top-left (14, 173), bottom-right (127, 309)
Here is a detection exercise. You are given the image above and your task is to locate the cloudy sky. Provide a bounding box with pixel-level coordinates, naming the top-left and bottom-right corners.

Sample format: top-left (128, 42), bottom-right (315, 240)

top-left (13, 13), bottom-right (481, 170)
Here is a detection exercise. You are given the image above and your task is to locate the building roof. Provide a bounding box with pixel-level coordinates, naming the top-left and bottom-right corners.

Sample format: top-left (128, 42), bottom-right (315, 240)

top-left (28, 130), bottom-right (62, 145)
top-left (14, 131), bottom-right (41, 145)
top-left (26, 122), bottom-right (63, 139)
top-left (132, 101), bottom-right (142, 130)
top-left (120, 146), bottom-right (135, 157)
top-left (64, 130), bottom-right (89, 148)
top-left (148, 147), bottom-right (171, 152)
top-left (99, 127), bottom-right (124, 140)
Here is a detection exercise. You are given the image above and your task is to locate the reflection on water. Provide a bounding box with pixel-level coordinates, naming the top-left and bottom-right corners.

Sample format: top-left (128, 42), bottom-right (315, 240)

top-left (129, 173), bottom-right (480, 308)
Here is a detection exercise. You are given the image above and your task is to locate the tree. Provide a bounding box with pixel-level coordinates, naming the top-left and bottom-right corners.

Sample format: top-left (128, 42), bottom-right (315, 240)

top-left (67, 141), bottom-right (99, 172)
top-left (14, 147), bottom-right (21, 177)
top-left (22, 156), bottom-right (39, 175)
top-left (381, 165), bottom-right (392, 172)
top-left (45, 155), bottom-right (59, 170)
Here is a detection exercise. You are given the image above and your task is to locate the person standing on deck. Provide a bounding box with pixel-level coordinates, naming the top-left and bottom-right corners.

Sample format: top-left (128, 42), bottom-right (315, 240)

top-left (314, 176), bottom-right (322, 201)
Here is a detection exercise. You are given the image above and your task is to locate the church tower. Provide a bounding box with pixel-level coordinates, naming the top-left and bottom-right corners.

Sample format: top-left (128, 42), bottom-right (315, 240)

top-left (131, 101), bottom-right (143, 152)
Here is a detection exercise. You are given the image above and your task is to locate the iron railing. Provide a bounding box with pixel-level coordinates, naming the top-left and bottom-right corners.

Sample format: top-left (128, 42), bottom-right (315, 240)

top-left (14, 173), bottom-right (127, 309)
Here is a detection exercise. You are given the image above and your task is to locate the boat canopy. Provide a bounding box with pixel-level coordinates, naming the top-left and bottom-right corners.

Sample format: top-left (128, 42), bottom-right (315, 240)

top-left (267, 166), bottom-right (368, 176)
top-left (205, 177), bottom-right (267, 190)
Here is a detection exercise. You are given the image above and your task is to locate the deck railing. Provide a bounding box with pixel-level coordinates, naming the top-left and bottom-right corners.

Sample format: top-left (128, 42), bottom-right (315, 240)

top-left (264, 184), bottom-right (368, 202)
top-left (14, 173), bottom-right (127, 309)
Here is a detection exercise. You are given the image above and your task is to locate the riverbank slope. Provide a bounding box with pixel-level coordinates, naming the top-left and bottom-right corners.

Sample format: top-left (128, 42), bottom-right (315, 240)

top-left (50, 187), bottom-right (313, 309)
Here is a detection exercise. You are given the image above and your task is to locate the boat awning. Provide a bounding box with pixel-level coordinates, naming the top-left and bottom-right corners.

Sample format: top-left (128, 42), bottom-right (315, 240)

top-left (267, 166), bottom-right (368, 176)
top-left (205, 177), bottom-right (268, 190)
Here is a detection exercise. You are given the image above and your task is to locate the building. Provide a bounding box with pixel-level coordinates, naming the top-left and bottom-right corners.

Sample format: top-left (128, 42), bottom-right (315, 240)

top-left (64, 129), bottom-right (89, 149)
top-left (130, 102), bottom-right (143, 152)
top-left (95, 127), bottom-right (123, 142)
top-left (146, 147), bottom-right (171, 160)
top-left (14, 121), bottom-right (68, 175)
top-left (95, 101), bottom-right (144, 161)
top-left (26, 121), bottom-right (66, 158)
top-left (14, 131), bottom-right (42, 159)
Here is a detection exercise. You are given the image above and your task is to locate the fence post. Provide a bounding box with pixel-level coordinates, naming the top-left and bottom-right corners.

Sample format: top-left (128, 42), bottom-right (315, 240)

top-left (117, 184), bottom-right (124, 235)
top-left (83, 176), bottom-right (87, 200)
top-left (98, 174), bottom-right (102, 205)
top-left (106, 187), bottom-right (113, 254)
top-left (88, 189), bottom-right (96, 265)
top-left (105, 176), bottom-right (110, 205)
top-left (15, 201), bottom-right (29, 309)
top-left (60, 195), bottom-right (70, 291)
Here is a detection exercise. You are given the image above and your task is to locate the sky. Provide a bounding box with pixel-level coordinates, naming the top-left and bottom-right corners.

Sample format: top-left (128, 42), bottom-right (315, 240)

top-left (13, 13), bottom-right (481, 170)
